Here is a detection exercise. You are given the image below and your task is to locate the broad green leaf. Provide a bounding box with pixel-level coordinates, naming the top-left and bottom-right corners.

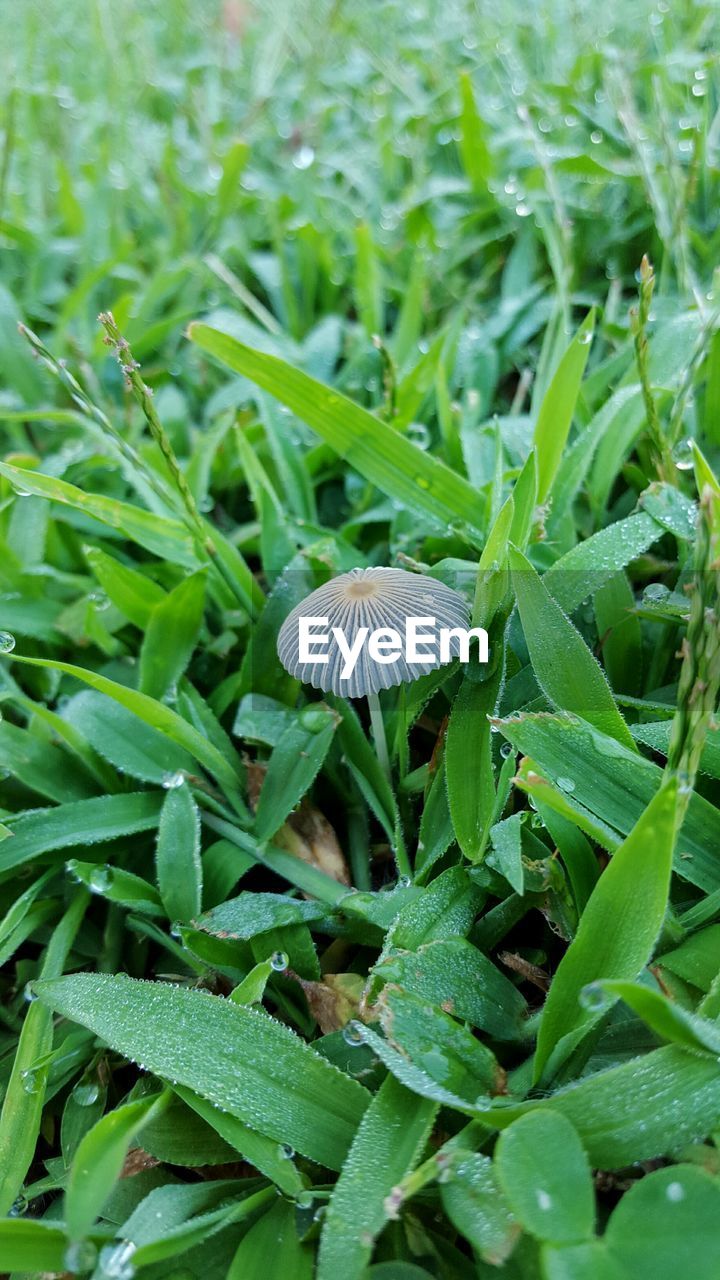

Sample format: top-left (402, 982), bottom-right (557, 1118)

top-left (85, 545), bottom-right (166, 627)
top-left (542, 1241), bottom-right (622, 1280)
top-left (0, 1220), bottom-right (68, 1271)
top-left (509, 546), bottom-right (635, 750)
top-left (495, 713), bottom-right (720, 892)
top-left (592, 979), bottom-right (720, 1054)
top-left (317, 1074), bottom-right (436, 1280)
top-left (593, 571), bottom-right (642, 697)
top-left (495, 1111), bottom-right (594, 1243)
top-left (0, 461), bottom-right (198, 566)
top-left (65, 1094), bottom-right (167, 1240)
top-left (5, 654), bottom-right (245, 805)
top-left (62, 690), bottom-right (197, 784)
top-left (196, 891), bottom-right (328, 938)
top-left (254, 704), bottom-right (339, 841)
top-left (534, 781), bottom-right (678, 1081)
top-left (390, 867), bottom-right (483, 949)
top-left (480, 1043), bottom-right (720, 1168)
top-left (33, 972), bottom-right (368, 1170)
top-left (228, 1198), bottom-right (313, 1280)
top-left (156, 781), bottom-right (202, 921)
top-left (489, 812), bottom-right (524, 893)
top-left (172, 1084), bottom-right (304, 1195)
top-left (66, 858), bottom-right (164, 916)
top-left (543, 512), bottom-right (661, 615)
top-left (660, 926), bottom-right (720, 991)
top-left (605, 1165), bottom-right (720, 1280)
top-left (0, 792), bottom-right (162, 874)
top-left (377, 986), bottom-right (504, 1101)
top-left (440, 1152), bottom-right (518, 1264)
top-left (0, 891), bottom-right (88, 1215)
top-left (534, 311), bottom-right (594, 503)
top-left (375, 938), bottom-right (527, 1040)
top-left (0, 719), bottom-right (97, 801)
top-left (458, 71), bottom-right (492, 189)
top-left (188, 323), bottom-right (484, 538)
top-left (632, 719), bottom-right (720, 778)
top-left (139, 569), bottom-right (207, 699)
top-left (446, 665), bottom-right (504, 861)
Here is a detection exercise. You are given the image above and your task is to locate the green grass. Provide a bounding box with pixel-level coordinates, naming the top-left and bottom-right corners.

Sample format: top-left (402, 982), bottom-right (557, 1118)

top-left (0, 0), bottom-right (720, 1276)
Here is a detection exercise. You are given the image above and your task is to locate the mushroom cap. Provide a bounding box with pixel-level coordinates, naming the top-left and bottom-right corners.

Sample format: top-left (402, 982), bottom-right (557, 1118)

top-left (277, 566), bottom-right (470, 698)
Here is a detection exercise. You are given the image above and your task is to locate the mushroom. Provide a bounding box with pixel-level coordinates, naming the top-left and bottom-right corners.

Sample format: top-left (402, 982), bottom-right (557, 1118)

top-left (277, 566), bottom-right (470, 778)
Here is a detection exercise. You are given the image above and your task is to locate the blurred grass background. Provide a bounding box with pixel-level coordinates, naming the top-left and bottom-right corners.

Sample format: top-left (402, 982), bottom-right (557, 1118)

top-left (0, 0), bottom-right (716, 395)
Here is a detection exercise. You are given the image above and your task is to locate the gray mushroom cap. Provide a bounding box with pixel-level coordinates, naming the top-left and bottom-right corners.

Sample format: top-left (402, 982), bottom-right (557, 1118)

top-left (276, 566), bottom-right (470, 698)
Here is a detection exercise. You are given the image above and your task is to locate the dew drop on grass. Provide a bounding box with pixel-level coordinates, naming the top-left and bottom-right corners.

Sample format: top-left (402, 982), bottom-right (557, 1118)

top-left (90, 865), bottom-right (114, 894)
top-left (292, 145), bottom-right (315, 170)
top-left (500, 742), bottom-right (514, 759)
top-left (672, 438), bottom-right (694, 471)
top-left (299, 704), bottom-right (331, 733)
top-left (10, 1193), bottom-right (28, 1216)
top-left (23, 982), bottom-right (38, 1003)
top-left (342, 1020), bottom-right (366, 1046)
top-left (270, 950), bottom-right (289, 972)
top-left (21, 1068), bottom-right (40, 1095)
top-left (537, 1189), bottom-right (552, 1210)
top-left (666, 1180), bottom-right (685, 1202)
top-left (0, 631), bottom-right (16, 653)
top-left (557, 776), bottom-right (576, 793)
top-left (279, 1142), bottom-right (295, 1159)
top-left (73, 1079), bottom-right (100, 1107)
top-left (98, 1241), bottom-right (137, 1279)
top-left (643, 583), bottom-right (670, 602)
top-left (64, 1240), bottom-right (99, 1273)
top-left (162, 770), bottom-right (186, 789)
top-left (580, 981), bottom-right (608, 1012)
top-left (578, 328), bottom-right (593, 345)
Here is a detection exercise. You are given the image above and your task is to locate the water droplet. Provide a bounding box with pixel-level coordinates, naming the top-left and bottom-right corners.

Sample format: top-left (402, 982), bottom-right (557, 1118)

top-left (342, 1020), bottom-right (366, 1046)
top-left (90, 865), bottom-right (114, 894)
top-left (66, 859), bottom-right (84, 883)
top-left (73, 1079), bottom-right (100, 1107)
top-left (23, 982), bottom-right (38, 1003)
top-left (578, 329), bottom-right (593, 346)
top-left (557, 776), bottom-right (576, 794)
top-left (396, 874), bottom-right (411, 889)
top-left (270, 951), bottom-right (289, 972)
top-left (515, 202), bottom-right (531, 217)
top-left (666, 1180), bottom-right (685, 1202)
top-left (500, 742), bottom-right (514, 759)
top-left (162, 770), bottom-right (186, 789)
top-left (0, 631), bottom-right (16, 653)
top-left (9, 1193), bottom-right (28, 1217)
top-left (89, 591), bottom-right (111, 612)
top-left (299, 704), bottom-right (331, 733)
top-left (64, 1240), bottom-right (99, 1272)
top-left (13, 486), bottom-right (32, 498)
top-left (672, 438), bottom-right (694, 471)
top-left (643, 582), bottom-right (670, 602)
top-left (21, 1068), bottom-right (40, 1095)
top-left (580, 981), bottom-right (608, 1012)
top-left (537, 1189), bottom-right (553, 1210)
top-left (279, 1142), bottom-right (295, 1159)
top-left (590, 130), bottom-right (603, 144)
top-left (292, 145), bottom-right (315, 170)
top-left (98, 1241), bottom-right (137, 1279)
top-left (407, 422), bottom-right (431, 450)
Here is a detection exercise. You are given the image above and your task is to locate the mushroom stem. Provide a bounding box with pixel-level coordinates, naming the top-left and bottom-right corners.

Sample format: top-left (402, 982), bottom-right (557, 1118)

top-left (367, 691), bottom-right (391, 783)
